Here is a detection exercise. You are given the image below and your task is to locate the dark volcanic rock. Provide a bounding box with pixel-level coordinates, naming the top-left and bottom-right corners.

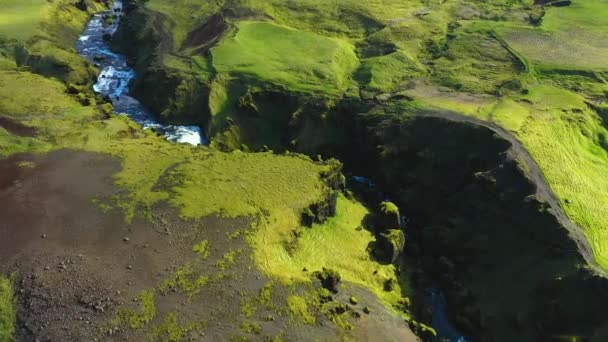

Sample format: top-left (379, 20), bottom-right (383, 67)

top-left (314, 268), bottom-right (342, 293)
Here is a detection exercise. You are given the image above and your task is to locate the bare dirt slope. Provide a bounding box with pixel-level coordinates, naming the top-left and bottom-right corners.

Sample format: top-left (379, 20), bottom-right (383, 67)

top-left (0, 149), bottom-right (418, 341)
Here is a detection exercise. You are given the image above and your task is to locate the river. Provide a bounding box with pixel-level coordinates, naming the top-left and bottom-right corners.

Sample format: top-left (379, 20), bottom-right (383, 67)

top-left (75, 0), bottom-right (206, 145)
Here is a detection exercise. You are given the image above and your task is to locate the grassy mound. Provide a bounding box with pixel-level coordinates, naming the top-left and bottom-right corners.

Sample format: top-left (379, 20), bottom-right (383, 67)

top-left (211, 21), bottom-right (359, 96)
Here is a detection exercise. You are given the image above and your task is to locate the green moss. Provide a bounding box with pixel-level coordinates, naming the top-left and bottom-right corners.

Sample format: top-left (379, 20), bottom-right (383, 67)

top-left (382, 229), bottom-right (405, 248)
top-left (356, 51), bottom-right (425, 92)
top-left (192, 240), bottom-right (210, 259)
top-left (216, 249), bottom-right (240, 270)
top-left (380, 201), bottom-right (399, 216)
top-left (240, 321), bottom-right (262, 335)
top-left (240, 297), bottom-right (257, 318)
top-left (211, 21), bottom-right (359, 96)
top-left (159, 264), bottom-right (209, 297)
top-left (258, 282), bottom-right (274, 308)
top-left (114, 289), bottom-right (157, 330)
top-left (168, 151), bottom-right (331, 220)
top-left (0, 128), bottom-right (51, 158)
top-left (286, 295), bottom-right (315, 325)
top-left (149, 312), bottom-right (200, 342)
top-left (257, 195), bottom-right (409, 313)
top-left (0, 276), bottom-right (15, 342)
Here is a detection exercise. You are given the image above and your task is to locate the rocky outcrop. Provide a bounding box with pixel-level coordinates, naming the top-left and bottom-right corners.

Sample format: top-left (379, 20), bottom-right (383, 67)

top-left (314, 268), bottom-right (342, 293)
top-left (183, 14), bottom-right (229, 55)
top-left (378, 201), bottom-right (401, 231)
top-left (377, 229), bottom-right (405, 263)
top-left (534, 0), bottom-right (572, 6)
top-left (301, 160), bottom-right (344, 227)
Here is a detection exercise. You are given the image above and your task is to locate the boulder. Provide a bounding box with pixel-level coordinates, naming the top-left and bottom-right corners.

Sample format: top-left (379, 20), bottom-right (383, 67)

top-left (378, 201), bottom-right (401, 231)
top-left (378, 229), bottom-right (405, 263)
top-left (301, 191), bottom-right (338, 227)
top-left (314, 268), bottom-right (341, 293)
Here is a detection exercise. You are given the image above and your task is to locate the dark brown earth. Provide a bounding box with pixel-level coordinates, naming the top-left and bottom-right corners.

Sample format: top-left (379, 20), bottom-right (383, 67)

top-left (183, 14), bottom-right (229, 55)
top-left (0, 116), bottom-right (37, 137)
top-left (0, 149), bottom-right (418, 341)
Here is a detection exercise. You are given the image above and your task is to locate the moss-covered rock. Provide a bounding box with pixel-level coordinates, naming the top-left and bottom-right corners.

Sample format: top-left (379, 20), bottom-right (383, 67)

top-left (378, 201), bottom-right (401, 231)
top-left (301, 160), bottom-right (344, 227)
top-left (313, 268), bottom-right (341, 293)
top-left (377, 229), bottom-right (405, 264)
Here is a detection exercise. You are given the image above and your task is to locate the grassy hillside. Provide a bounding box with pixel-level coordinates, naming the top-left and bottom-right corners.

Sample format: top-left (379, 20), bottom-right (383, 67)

top-left (0, 3), bottom-right (417, 338)
top-left (4, 0), bottom-right (608, 340)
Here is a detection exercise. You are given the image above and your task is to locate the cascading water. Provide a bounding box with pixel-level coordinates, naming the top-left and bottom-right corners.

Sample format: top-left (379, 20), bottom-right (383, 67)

top-left (75, 0), bottom-right (207, 145)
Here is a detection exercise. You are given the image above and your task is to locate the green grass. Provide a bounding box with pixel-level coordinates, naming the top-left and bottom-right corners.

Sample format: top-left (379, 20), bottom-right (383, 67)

top-left (496, 1), bottom-right (608, 71)
top-left (256, 194), bottom-right (409, 314)
top-left (167, 151), bottom-right (331, 219)
top-left (0, 276), bottom-right (15, 342)
top-left (149, 312), bottom-right (200, 342)
top-left (511, 86), bottom-right (608, 269)
top-left (0, 71), bottom-right (338, 282)
top-left (159, 263), bottom-right (209, 297)
top-left (356, 51), bottom-right (425, 92)
top-left (419, 82), bottom-right (608, 270)
top-left (0, 0), bottom-right (49, 40)
top-left (286, 295), bottom-right (315, 325)
top-left (430, 31), bottom-right (522, 94)
top-left (192, 240), bottom-right (210, 259)
top-left (146, 0), bottom-right (221, 47)
top-left (113, 289), bottom-right (157, 330)
top-left (211, 21), bottom-right (359, 96)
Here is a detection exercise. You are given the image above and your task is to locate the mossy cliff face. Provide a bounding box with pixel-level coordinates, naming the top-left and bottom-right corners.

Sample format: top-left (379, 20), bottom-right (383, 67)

top-left (82, 0), bottom-right (608, 340)
top-left (350, 114), bottom-right (607, 341)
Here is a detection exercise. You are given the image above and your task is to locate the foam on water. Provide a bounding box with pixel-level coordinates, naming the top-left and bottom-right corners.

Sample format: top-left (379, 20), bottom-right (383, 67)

top-left (75, 0), bottom-right (207, 145)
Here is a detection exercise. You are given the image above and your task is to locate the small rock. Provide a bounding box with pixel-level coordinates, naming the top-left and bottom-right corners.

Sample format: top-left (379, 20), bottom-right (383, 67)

top-left (44, 266), bottom-right (50, 271)
top-left (363, 306), bottom-right (371, 314)
top-left (350, 296), bottom-right (358, 305)
top-left (126, 265), bottom-right (132, 270)
top-left (41, 234), bottom-right (47, 239)
top-left (123, 237), bottom-right (130, 242)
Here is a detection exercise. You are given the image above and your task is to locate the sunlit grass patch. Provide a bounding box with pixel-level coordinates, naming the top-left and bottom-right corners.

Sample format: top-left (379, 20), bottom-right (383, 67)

top-left (167, 150), bottom-right (330, 219)
top-left (0, 276), bottom-right (15, 342)
top-left (254, 194), bottom-right (409, 313)
top-left (211, 21), bottom-right (359, 96)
